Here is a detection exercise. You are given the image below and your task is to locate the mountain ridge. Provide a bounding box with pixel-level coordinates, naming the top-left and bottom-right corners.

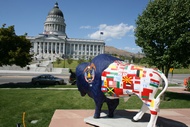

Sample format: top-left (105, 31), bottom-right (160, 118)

top-left (105, 46), bottom-right (142, 58)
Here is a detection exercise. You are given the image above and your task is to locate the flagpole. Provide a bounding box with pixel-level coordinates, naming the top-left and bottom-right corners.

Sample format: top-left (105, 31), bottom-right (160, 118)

top-left (100, 34), bottom-right (101, 40)
top-left (100, 31), bottom-right (103, 40)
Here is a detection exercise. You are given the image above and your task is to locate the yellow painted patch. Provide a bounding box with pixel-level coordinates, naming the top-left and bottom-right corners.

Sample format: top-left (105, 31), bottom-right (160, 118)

top-left (109, 64), bottom-right (117, 69)
top-left (150, 100), bottom-right (155, 107)
top-left (122, 76), bottom-right (132, 84)
top-left (104, 80), bottom-right (107, 87)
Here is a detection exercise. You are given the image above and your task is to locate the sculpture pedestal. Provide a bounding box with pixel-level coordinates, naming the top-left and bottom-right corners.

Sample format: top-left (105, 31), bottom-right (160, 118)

top-left (49, 109), bottom-right (190, 127)
top-left (84, 112), bottom-right (148, 127)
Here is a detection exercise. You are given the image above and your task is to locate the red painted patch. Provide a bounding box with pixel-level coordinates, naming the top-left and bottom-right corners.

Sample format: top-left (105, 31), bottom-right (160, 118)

top-left (153, 71), bottom-right (161, 78)
top-left (102, 71), bottom-right (110, 77)
top-left (150, 78), bottom-right (160, 84)
top-left (150, 110), bottom-right (157, 115)
top-left (114, 88), bottom-right (123, 95)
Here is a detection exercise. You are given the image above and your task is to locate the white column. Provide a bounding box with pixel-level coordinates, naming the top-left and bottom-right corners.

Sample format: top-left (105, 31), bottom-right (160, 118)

top-left (77, 44), bottom-right (79, 56)
top-left (47, 24), bottom-right (49, 31)
top-left (39, 42), bottom-right (42, 55)
top-left (69, 44), bottom-right (71, 56)
top-left (43, 42), bottom-right (45, 54)
top-left (73, 44), bottom-right (75, 58)
top-left (85, 44), bottom-right (87, 56)
top-left (101, 45), bottom-right (104, 53)
top-left (51, 42), bottom-right (53, 54)
top-left (34, 42), bottom-right (38, 53)
top-left (89, 45), bottom-right (90, 55)
top-left (93, 45), bottom-right (94, 56)
top-left (55, 42), bottom-right (57, 54)
top-left (63, 43), bottom-right (65, 54)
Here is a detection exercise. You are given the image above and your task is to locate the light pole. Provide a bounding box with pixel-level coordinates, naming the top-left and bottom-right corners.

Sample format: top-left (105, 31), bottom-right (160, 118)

top-left (62, 54), bottom-right (66, 68)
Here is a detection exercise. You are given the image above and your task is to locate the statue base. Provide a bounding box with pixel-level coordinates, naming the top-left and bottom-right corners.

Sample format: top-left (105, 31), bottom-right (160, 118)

top-left (84, 112), bottom-right (148, 127)
top-left (49, 109), bottom-right (189, 127)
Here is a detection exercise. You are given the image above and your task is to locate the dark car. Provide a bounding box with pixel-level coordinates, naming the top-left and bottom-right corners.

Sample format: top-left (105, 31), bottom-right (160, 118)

top-left (31, 74), bottom-right (65, 85)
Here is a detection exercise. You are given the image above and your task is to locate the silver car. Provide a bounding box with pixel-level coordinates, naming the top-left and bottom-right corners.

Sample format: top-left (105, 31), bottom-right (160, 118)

top-left (31, 74), bottom-right (65, 85)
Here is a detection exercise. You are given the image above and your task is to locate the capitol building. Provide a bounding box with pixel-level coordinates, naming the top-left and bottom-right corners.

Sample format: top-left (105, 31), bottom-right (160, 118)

top-left (27, 2), bottom-right (105, 61)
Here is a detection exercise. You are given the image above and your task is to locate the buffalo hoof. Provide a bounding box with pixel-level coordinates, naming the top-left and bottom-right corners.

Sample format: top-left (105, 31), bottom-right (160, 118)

top-left (131, 118), bottom-right (139, 122)
top-left (93, 115), bottom-right (100, 119)
top-left (108, 114), bottom-right (114, 118)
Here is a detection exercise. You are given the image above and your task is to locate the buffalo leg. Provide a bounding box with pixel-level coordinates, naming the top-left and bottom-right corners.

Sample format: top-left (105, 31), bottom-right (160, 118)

top-left (94, 102), bottom-right (103, 118)
top-left (132, 103), bottom-right (148, 122)
top-left (147, 110), bottom-right (158, 127)
top-left (147, 98), bottom-right (160, 127)
top-left (106, 98), bottom-right (119, 117)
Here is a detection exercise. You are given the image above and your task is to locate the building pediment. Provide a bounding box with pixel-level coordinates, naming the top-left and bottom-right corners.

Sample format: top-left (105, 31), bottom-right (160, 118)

top-left (45, 36), bottom-right (60, 40)
top-left (34, 34), bottom-right (66, 40)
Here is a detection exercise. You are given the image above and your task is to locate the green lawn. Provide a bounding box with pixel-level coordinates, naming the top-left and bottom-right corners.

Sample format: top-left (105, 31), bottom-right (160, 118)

top-left (0, 89), bottom-right (190, 127)
top-left (173, 68), bottom-right (190, 74)
top-left (53, 59), bottom-right (190, 74)
top-left (53, 60), bottom-right (79, 71)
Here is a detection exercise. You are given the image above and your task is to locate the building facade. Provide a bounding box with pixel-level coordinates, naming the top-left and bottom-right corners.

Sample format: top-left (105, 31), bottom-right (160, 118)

top-left (27, 2), bottom-right (105, 61)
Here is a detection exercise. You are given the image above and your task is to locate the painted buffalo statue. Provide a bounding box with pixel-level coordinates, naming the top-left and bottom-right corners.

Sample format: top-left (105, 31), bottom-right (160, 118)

top-left (76, 54), bottom-right (168, 127)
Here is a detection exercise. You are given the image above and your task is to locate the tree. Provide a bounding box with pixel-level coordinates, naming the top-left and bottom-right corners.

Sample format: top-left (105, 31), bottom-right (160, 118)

top-left (135, 0), bottom-right (190, 77)
top-left (56, 57), bottom-right (61, 65)
top-left (0, 25), bottom-right (32, 67)
top-left (67, 56), bottom-right (73, 65)
top-left (78, 56), bottom-right (85, 64)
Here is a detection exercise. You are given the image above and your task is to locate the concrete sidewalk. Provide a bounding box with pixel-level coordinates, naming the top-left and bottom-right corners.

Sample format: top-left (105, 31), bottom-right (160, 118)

top-left (49, 87), bottom-right (190, 127)
top-left (49, 109), bottom-right (190, 127)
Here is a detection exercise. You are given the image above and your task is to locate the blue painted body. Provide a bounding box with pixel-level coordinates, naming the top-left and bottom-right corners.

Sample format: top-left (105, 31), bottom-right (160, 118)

top-left (76, 54), bottom-right (121, 118)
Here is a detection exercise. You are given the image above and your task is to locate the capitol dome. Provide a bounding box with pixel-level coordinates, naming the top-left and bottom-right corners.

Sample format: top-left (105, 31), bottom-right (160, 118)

top-left (48, 2), bottom-right (63, 17)
top-left (43, 2), bottom-right (66, 36)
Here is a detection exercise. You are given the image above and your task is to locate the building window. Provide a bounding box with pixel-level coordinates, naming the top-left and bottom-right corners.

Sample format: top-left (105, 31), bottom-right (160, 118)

top-left (75, 44), bottom-right (78, 50)
top-left (79, 44), bottom-right (81, 50)
top-left (98, 45), bottom-right (100, 51)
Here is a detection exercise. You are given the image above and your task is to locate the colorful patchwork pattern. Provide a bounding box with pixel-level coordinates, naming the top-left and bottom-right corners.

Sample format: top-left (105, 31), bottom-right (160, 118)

top-left (101, 60), bottom-right (162, 107)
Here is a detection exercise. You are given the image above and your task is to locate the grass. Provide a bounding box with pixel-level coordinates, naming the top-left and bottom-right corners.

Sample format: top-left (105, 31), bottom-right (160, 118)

top-left (53, 60), bottom-right (80, 71)
top-left (0, 82), bottom-right (181, 88)
top-left (0, 82), bottom-right (78, 88)
top-left (53, 59), bottom-right (190, 74)
top-left (0, 88), bottom-right (190, 127)
top-left (173, 68), bottom-right (190, 74)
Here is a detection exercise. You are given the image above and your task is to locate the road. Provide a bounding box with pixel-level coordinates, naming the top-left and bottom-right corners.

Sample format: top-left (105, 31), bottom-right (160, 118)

top-left (167, 73), bottom-right (189, 84)
top-left (0, 72), bottom-right (70, 85)
top-left (0, 71), bottom-right (189, 85)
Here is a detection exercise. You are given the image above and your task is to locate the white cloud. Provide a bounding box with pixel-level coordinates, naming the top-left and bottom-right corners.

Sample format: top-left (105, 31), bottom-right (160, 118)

top-left (88, 23), bottom-right (135, 40)
top-left (80, 25), bottom-right (92, 29)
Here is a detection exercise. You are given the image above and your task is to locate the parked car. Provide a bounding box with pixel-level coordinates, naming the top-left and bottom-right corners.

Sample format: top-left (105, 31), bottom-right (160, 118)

top-left (31, 74), bottom-right (65, 85)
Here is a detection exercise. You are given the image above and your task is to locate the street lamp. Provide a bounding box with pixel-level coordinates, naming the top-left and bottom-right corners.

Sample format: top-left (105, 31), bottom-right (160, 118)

top-left (62, 54), bottom-right (66, 68)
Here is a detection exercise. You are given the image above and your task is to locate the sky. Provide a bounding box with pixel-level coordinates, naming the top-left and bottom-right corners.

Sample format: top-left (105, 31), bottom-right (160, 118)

top-left (0, 0), bottom-right (150, 53)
